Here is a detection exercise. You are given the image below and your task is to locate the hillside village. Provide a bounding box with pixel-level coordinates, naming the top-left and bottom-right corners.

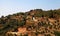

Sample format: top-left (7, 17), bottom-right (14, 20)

top-left (0, 9), bottom-right (60, 36)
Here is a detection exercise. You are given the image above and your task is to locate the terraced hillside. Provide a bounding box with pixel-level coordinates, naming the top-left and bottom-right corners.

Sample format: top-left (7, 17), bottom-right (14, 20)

top-left (0, 9), bottom-right (60, 36)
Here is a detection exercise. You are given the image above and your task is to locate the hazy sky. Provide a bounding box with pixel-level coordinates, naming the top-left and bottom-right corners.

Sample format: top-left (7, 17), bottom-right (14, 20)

top-left (0, 0), bottom-right (60, 17)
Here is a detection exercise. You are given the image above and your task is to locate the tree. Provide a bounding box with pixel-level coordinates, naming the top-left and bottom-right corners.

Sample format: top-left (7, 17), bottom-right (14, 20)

top-left (54, 31), bottom-right (60, 36)
top-left (24, 33), bottom-right (28, 36)
top-left (20, 33), bottom-right (22, 36)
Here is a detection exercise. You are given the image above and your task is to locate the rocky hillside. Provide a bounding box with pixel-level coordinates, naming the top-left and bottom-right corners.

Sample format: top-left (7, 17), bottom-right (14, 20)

top-left (0, 9), bottom-right (60, 36)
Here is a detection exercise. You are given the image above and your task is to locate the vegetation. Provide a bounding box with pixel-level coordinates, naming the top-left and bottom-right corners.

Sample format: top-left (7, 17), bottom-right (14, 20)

top-left (54, 31), bottom-right (60, 36)
top-left (0, 9), bottom-right (60, 36)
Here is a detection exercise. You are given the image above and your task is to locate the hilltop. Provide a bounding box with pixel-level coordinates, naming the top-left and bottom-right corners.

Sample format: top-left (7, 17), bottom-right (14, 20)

top-left (0, 9), bottom-right (60, 36)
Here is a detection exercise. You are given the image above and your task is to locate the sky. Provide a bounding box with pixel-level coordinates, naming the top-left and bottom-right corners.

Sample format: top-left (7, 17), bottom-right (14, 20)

top-left (0, 0), bottom-right (60, 17)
